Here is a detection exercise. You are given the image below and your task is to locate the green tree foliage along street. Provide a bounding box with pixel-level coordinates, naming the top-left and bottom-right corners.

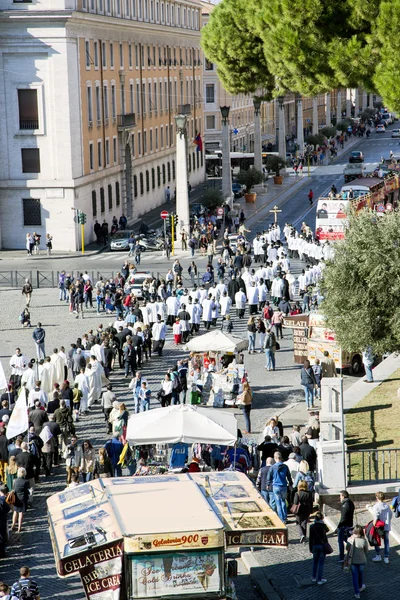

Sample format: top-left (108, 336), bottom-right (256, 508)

top-left (320, 211), bottom-right (400, 355)
top-left (201, 0), bottom-right (400, 109)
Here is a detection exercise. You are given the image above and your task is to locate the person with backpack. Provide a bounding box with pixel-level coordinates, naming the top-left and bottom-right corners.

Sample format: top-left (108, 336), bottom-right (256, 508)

top-left (10, 566), bottom-right (40, 600)
top-left (264, 327), bottom-right (277, 371)
top-left (266, 451), bottom-right (293, 522)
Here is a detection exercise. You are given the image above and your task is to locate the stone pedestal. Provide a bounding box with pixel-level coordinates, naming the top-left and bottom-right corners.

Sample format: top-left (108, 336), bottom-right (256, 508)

top-left (175, 131), bottom-right (190, 251)
top-left (317, 377), bottom-right (347, 488)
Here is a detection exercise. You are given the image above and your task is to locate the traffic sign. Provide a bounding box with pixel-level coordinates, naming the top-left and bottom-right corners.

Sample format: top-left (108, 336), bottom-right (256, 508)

top-left (386, 203), bottom-right (393, 212)
top-left (160, 210), bottom-right (169, 219)
top-left (217, 207), bottom-right (224, 216)
top-left (376, 203), bottom-right (385, 213)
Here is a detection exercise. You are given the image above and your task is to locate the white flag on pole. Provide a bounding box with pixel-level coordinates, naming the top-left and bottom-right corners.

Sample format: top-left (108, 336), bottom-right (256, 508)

top-left (0, 359), bottom-right (7, 390)
top-left (6, 392), bottom-right (29, 440)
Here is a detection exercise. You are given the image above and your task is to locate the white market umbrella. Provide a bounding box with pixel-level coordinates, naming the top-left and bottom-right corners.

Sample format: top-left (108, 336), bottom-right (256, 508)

top-left (184, 330), bottom-right (248, 353)
top-left (126, 404), bottom-right (237, 445)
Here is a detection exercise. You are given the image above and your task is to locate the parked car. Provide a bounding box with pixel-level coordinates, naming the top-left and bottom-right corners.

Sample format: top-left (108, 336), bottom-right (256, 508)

top-left (109, 230), bottom-right (134, 251)
top-left (391, 129), bottom-right (400, 138)
top-left (349, 151), bottom-right (364, 163)
top-left (124, 271), bottom-right (152, 299)
top-left (232, 183), bottom-right (244, 198)
top-left (376, 124), bottom-right (386, 133)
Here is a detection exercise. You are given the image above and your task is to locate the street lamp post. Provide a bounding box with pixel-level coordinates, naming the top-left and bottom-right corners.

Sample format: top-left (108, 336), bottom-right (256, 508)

top-left (296, 95), bottom-right (304, 155)
top-left (253, 97), bottom-right (262, 172)
top-left (220, 105), bottom-right (232, 202)
top-left (174, 113), bottom-right (190, 251)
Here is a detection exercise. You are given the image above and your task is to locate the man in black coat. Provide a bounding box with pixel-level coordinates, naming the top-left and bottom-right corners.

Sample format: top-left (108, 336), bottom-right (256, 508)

top-left (299, 436), bottom-right (317, 471)
top-left (228, 276), bottom-right (240, 304)
top-left (257, 436), bottom-right (278, 465)
top-left (16, 443), bottom-right (36, 483)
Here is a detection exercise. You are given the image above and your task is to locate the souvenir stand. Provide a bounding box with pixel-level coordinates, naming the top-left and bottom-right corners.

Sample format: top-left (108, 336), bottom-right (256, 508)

top-left (184, 331), bottom-right (248, 407)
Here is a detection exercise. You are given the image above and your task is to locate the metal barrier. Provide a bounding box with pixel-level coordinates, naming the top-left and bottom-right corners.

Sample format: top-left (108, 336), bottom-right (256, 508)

top-left (15, 271), bottom-right (33, 287)
top-left (0, 271), bottom-right (14, 287)
top-left (347, 448), bottom-right (400, 484)
top-left (37, 271), bottom-right (55, 288)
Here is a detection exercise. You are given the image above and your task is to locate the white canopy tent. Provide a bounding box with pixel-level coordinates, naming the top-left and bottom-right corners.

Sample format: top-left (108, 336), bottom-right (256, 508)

top-left (183, 330), bottom-right (248, 353)
top-left (126, 404), bottom-right (237, 445)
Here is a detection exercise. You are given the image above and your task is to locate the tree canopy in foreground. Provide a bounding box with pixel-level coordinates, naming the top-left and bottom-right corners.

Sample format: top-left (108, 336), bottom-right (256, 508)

top-left (320, 210), bottom-right (400, 354)
top-left (201, 0), bottom-right (399, 110)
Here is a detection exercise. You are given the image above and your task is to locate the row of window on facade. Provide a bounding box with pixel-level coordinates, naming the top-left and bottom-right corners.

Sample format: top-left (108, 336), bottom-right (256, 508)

top-left (86, 77), bottom-right (201, 125)
top-left (92, 181), bottom-right (121, 217)
top-left (205, 112), bottom-right (256, 131)
top-left (80, 0), bottom-right (200, 30)
top-left (85, 40), bottom-right (202, 71)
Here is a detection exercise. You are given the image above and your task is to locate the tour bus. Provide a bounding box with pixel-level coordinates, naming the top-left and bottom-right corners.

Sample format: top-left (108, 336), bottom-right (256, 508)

top-left (339, 177), bottom-right (385, 204)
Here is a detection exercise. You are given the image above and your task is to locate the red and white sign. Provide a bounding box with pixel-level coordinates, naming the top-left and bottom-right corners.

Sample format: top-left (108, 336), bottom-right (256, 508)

top-left (386, 203), bottom-right (393, 212)
top-left (160, 210), bottom-right (169, 219)
top-left (376, 203), bottom-right (385, 213)
top-left (217, 207), bottom-right (224, 216)
top-left (79, 541), bottom-right (124, 600)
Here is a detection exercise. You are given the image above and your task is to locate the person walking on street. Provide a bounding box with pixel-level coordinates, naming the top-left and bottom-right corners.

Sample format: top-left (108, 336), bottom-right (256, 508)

top-left (46, 233), bottom-right (53, 255)
top-left (337, 490), bottom-right (355, 562)
top-left (266, 451), bottom-right (293, 523)
top-left (165, 185), bottom-right (171, 203)
top-left (264, 327), bottom-right (277, 371)
top-left (301, 360), bottom-right (317, 409)
top-left (10, 566), bottom-right (40, 599)
top-left (256, 457), bottom-right (276, 511)
top-left (308, 189), bottom-right (314, 205)
top-left (321, 350), bottom-right (337, 377)
top-left (238, 381), bottom-right (252, 433)
top-left (346, 525), bottom-right (368, 598)
top-left (293, 480), bottom-right (313, 543)
top-left (362, 346), bottom-right (374, 383)
top-left (32, 322), bottom-right (46, 359)
top-left (309, 512), bottom-right (329, 585)
top-left (22, 278), bottom-right (33, 308)
top-left (372, 491), bottom-right (392, 563)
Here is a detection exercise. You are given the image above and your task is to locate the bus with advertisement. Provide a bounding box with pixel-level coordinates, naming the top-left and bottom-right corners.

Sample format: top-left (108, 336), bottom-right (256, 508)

top-left (316, 175), bottom-right (400, 241)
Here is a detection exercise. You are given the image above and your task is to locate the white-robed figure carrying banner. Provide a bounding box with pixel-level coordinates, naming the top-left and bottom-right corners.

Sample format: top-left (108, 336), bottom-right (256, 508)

top-left (6, 392), bottom-right (29, 439)
top-left (127, 404), bottom-right (237, 445)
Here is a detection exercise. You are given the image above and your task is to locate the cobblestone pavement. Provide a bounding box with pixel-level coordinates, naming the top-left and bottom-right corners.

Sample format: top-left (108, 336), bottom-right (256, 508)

top-left (0, 253), bottom-right (389, 598)
top-left (254, 509), bottom-right (400, 600)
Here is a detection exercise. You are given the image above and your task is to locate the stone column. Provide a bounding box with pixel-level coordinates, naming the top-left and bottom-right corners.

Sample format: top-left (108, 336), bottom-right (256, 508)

top-left (221, 117), bottom-right (232, 201)
top-left (336, 90), bottom-right (342, 121)
top-left (297, 97), bottom-right (304, 152)
top-left (346, 88), bottom-right (352, 118)
top-left (277, 97), bottom-right (286, 160)
top-left (354, 88), bottom-right (359, 116)
top-left (312, 96), bottom-right (318, 134)
top-left (254, 106), bottom-right (262, 172)
top-left (362, 89), bottom-right (368, 111)
top-left (325, 92), bottom-right (331, 126)
top-left (175, 125), bottom-right (190, 251)
top-left (368, 93), bottom-right (373, 108)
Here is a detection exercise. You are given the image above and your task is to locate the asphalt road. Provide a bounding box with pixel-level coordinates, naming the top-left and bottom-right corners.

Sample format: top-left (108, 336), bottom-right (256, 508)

top-left (0, 124), bottom-right (396, 276)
